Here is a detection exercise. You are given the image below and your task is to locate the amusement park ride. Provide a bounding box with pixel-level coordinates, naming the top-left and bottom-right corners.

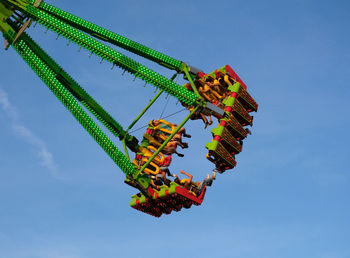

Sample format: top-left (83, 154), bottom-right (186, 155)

top-left (0, 0), bottom-right (259, 217)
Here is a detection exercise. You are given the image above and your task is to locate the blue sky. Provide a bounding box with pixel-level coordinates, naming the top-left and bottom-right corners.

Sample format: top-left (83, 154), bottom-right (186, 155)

top-left (0, 0), bottom-right (349, 257)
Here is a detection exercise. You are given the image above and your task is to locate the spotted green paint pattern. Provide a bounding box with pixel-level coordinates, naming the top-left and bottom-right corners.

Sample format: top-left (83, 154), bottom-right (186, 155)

top-left (13, 33), bottom-right (136, 175)
top-left (29, 0), bottom-right (183, 71)
top-left (24, 4), bottom-right (198, 105)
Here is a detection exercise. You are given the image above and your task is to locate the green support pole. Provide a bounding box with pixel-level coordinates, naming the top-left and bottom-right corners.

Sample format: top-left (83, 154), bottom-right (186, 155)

top-left (126, 73), bottom-right (178, 132)
top-left (30, 0), bottom-right (183, 71)
top-left (1, 1), bottom-right (201, 106)
top-left (134, 105), bottom-right (200, 179)
top-left (123, 73), bottom-right (177, 161)
top-left (18, 30), bottom-right (136, 146)
top-left (21, 4), bottom-right (199, 106)
top-left (123, 88), bottom-right (163, 161)
top-left (182, 65), bottom-right (201, 98)
top-left (12, 33), bottom-right (136, 175)
top-left (122, 138), bottom-right (130, 161)
top-left (127, 90), bottom-right (163, 132)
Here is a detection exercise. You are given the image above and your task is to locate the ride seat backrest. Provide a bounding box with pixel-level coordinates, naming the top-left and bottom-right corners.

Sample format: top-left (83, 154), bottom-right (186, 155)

top-left (143, 133), bottom-right (161, 148)
top-left (155, 119), bottom-right (176, 135)
top-left (144, 129), bottom-right (179, 154)
top-left (132, 158), bottom-right (160, 175)
top-left (139, 145), bottom-right (165, 164)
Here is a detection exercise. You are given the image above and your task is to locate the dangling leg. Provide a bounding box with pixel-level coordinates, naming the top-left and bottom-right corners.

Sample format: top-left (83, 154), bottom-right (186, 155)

top-left (162, 145), bottom-right (184, 157)
top-left (208, 115), bottom-right (213, 125)
top-left (179, 127), bottom-right (191, 138)
top-left (197, 170), bottom-right (216, 192)
top-left (176, 140), bottom-right (188, 149)
top-left (160, 170), bottom-right (171, 187)
top-left (173, 134), bottom-right (188, 149)
top-left (200, 113), bottom-right (209, 128)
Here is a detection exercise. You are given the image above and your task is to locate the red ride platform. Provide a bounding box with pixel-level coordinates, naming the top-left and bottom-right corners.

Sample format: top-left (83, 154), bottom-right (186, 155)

top-left (130, 182), bottom-right (207, 217)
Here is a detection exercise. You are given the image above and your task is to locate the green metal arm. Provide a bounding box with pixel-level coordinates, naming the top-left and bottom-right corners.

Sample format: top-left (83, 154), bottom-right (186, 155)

top-left (135, 105), bottom-right (200, 178)
top-left (182, 65), bottom-right (201, 98)
top-left (18, 4), bottom-right (199, 106)
top-left (0, 0), bottom-right (205, 178)
top-left (2, 0), bottom-right (203, 105)
top-left (127, 90), bottom-right (163, 133)
top-left (126, 73), bottom-right (178, 133)
top-left (14, 28), bottom-right (139, 151)
top-left (12, 31), bottom-right (136, 175)
top-left (29, 0), bottom-right (183, 72)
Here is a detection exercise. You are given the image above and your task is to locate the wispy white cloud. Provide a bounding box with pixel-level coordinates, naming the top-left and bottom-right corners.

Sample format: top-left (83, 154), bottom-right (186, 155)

top-left (0, 87), bottom-right (60, 178)
top-left (0, 88), bottom-right (18, 120)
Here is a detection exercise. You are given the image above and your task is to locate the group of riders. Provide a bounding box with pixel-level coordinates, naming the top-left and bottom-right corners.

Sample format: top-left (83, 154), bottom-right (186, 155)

top-left (133, 118), bottom-right (216, 196)
top-left (186, 71), bottom-right (238, 128)
top-left (132, 72), bottom-right (240, 195)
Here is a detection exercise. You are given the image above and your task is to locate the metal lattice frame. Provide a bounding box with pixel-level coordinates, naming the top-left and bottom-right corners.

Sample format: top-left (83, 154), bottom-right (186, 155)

top-left (13, 32), bottom-right (136, 175)
top-left (0, 0), bottom-right (204, 181)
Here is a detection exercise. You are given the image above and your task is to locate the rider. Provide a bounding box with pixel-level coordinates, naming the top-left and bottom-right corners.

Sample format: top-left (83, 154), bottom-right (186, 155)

top-left (174, 170), bottom-right (216, 195)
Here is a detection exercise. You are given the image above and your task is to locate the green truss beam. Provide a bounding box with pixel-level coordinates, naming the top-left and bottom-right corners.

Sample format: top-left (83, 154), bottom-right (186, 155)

top-left (15, 28), bottom-right (139, 151)
top-left (16, 3), bottom-right (199, 106)
top-left (12, 31), bottom-right (136, 175)
top-left (28, 0), bottom-right (183, 71)
top-left (0, 0), bottom-right (206, 180)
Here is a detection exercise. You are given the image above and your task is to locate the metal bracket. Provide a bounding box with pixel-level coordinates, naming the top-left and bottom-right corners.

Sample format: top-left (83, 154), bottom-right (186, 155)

top-left (125, 175), bottom-right (152, 199)
top-left (202, 102), bottom-right (225, 117)
top-left (12, 18), bottom-right (31, 44)
top-left (33, 0), bottom-right (43, 7)
top-left (181, 64), bottom-right (201, 98)
top-left (187, 65), bottom-right (204, 76)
